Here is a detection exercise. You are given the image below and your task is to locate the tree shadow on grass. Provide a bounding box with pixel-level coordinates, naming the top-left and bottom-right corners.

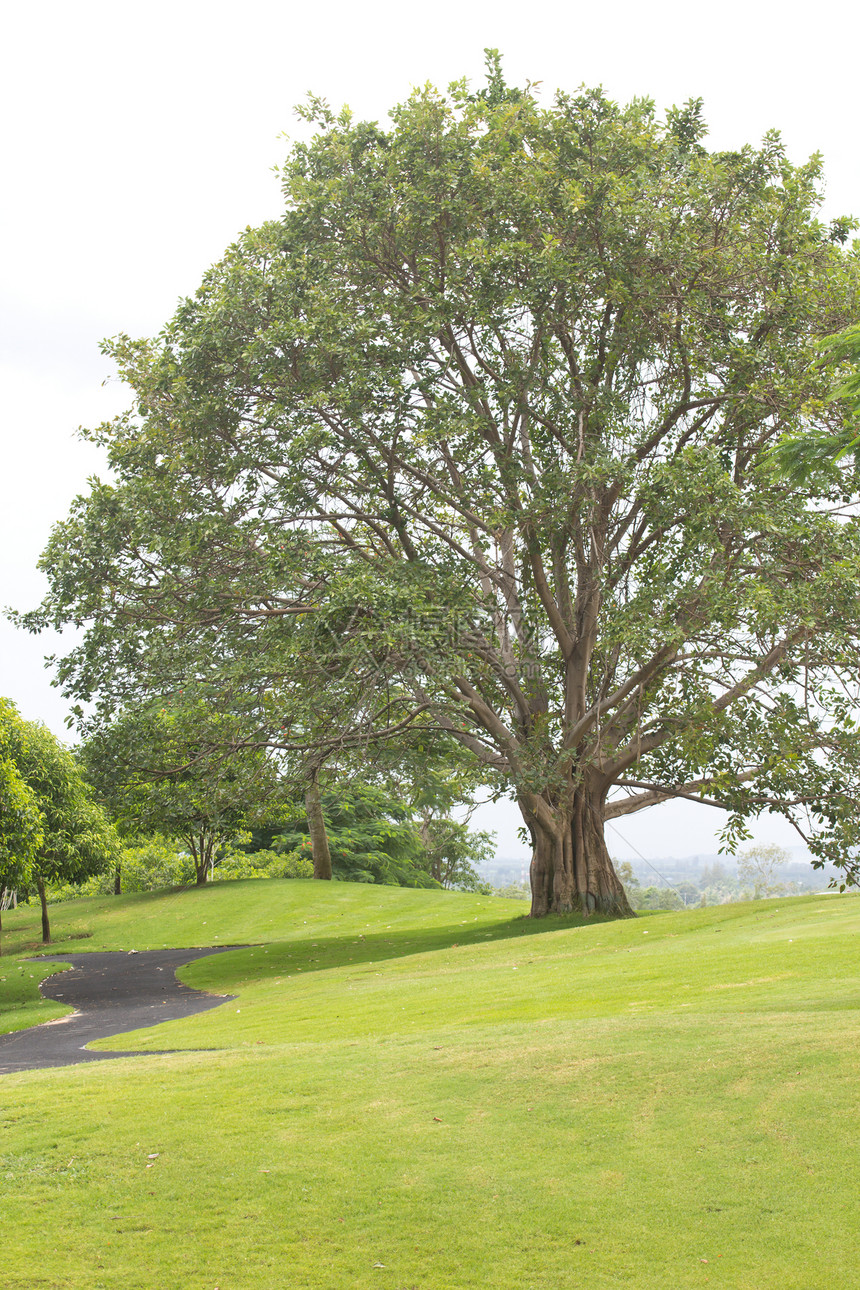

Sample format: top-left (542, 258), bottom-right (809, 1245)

top-left (179, 907), bottom-right (621, 991)
top-left (2, 880), bottom-right (625, 975)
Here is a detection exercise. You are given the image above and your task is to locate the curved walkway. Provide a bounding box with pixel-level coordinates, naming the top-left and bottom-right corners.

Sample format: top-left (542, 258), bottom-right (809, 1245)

top-left (0, 947), bottom-right (239, 1074)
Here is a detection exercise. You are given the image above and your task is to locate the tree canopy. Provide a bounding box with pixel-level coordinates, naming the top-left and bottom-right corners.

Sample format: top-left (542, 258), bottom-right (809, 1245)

top-left (80, 699), bottom-right (289, 886)
top-left (0, 699), bottom-right (43, 908)
top-left (29, 55), bottom-right (860, 915)
top-left (275, 784), bottom-right (442, 887)
top-left (768, 321), bottom-right (860, 483)
top-left (1, 707), bottom-right (119, 942)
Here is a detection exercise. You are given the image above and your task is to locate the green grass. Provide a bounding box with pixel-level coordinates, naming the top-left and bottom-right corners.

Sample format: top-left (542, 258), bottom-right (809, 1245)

top-left (1, 882), bottom-right (859, 1288)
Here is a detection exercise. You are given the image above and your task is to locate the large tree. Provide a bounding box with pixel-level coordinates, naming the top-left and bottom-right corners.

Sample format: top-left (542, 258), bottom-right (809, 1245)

top-left (29, 58), bottom-right (860, 915)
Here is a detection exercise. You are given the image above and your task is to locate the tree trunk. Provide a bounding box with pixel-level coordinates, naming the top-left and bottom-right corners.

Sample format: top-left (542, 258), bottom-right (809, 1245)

top-left (419, 814), bottom-right (442, 883)
top-left (36, 875), bottom-right (51, 944)
top-left (524, 778), bottom-right (633, 919)
top-left (196, 835), bottom-right (210, 886)
top-left (305, 774), bottom-right (333, 880)
top-left (114, 864), bottom-right (122, 895)
top-left (187, 833), bottom-right (210, 885)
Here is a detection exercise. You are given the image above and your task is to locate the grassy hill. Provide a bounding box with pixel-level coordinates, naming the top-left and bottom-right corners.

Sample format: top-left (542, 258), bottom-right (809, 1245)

top-left (1, 882), bottom-right (858, 1288)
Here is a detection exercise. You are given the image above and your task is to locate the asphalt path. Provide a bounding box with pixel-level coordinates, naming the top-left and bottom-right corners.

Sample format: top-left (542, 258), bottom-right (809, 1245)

top-left (0, 947), bottom-right (241, 1074)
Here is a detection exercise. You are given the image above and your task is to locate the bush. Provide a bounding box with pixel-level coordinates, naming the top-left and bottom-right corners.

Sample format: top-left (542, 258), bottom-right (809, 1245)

top-left (48, 839), bottom-right (195, 900)
top-left (213, 848), bottom-right (314, 881)
top-left (47, 837), bottom-right (318, 900)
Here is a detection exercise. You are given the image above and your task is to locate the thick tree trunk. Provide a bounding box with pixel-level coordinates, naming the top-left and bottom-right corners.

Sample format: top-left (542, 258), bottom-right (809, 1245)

top-left (305, 774), bottom-right (333, 880)
top-left (36, 875), bottom-right (51, 944)
top-left (524, 778), bottom-right (633, 919)
top-left (114, 864), bottom-right (122, 895)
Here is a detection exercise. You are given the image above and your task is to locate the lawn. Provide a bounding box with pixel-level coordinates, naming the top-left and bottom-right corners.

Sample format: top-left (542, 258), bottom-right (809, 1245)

top-left (1, 882), bottom-right (858, 1288)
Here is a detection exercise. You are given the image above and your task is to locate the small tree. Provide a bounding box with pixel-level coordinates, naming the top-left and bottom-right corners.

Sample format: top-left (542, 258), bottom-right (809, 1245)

top-left (391, 751), bottom-right (496, 890)
top-left (80, 700), bottom-right (288, 886)
top-left (737, 842), bottom-right (790, 899)
top-left (0, 699), bottom-right (43, 951)
top-left (5, 714), bottom-right (119, 943)
top-left (419, 817), bottom-right (494, 890)
top-left (616, 860), bottom-right (642, 909)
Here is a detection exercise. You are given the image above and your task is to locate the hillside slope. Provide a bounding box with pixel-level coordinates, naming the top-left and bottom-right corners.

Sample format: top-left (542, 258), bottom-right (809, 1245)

top-left (0, 883), bottom-right (858, 1289)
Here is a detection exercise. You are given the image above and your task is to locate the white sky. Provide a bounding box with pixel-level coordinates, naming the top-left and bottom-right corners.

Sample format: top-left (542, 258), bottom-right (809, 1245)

top-left (2, 0), bottom-right (857, 859)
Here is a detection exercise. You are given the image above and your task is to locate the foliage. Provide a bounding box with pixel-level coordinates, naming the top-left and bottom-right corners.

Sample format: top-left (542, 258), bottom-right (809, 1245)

top-left (352, 737), bottom-right (497, 890)
top-left (0, 699), bottom-right (42, 891)
top-left (4, 718), bottom-right (119, 890)
top-left (0, 708), bottom-right (119, 941)
top-left (49, 837), bottom-right (196, 900)
top-left (237, 752), bottom-right (495, 887)
top-left (80, 701), bottom-right (290, 885)
top-left (825, 322), bottom-right (860, 418)
top-left (673, 880), bottom-right (701, 906)
top-left (418, 816), bottom-right (494, 891)
top-left (617, 862), bottom-right (690, 910)
top-left (633, 885), bottom-right (684, 911)
top-left (115, 837), bottom-right (196, 892)
top-left (273, 785), bottom-right (440, 887)
top-left (50, 836), bottom-right (317, 899)
top-left (615, 854), bottom-right (814, 907)
top-left (213, 847), bottom-right (314, 881)
top-left (616, 860), bottom-right (640, 897)
top-left (767, 322), bottom-right (860, 482)
top-left (387, 749), bottom-right (495, 890)
top-left (27, 55), bottom-right (860, 916)
top-left (491, 881), bottom-right (530, 901)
